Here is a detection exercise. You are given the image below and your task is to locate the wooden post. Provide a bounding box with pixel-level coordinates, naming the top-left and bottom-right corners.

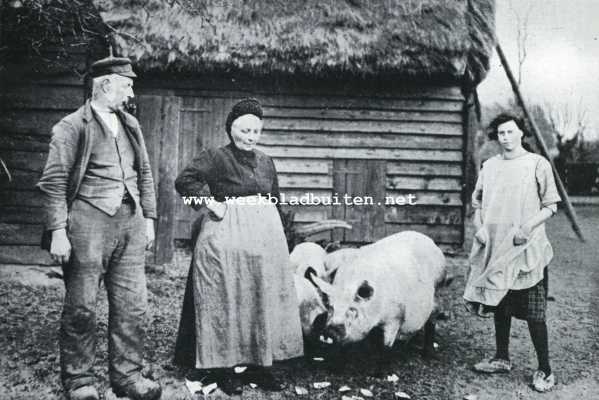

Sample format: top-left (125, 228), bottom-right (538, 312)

top-left (495, 42), bottom-right (585, 242)
top-left (155, 96), bottom-right (181, 264)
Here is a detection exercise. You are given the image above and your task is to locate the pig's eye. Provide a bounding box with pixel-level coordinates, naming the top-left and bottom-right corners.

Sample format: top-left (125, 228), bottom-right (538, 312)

top-left (356, 280), bottom-right (374, 300)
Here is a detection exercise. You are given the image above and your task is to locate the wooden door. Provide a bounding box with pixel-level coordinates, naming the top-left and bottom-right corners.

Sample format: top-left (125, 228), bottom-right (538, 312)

top-left (175, 97), bottom-right (239, 240)
top-left (332, 159), bottom-right (386, 243)
top-left (137, 94), bottom-right (180, 264)
top-left (138, 94), bottom-right (250, 263)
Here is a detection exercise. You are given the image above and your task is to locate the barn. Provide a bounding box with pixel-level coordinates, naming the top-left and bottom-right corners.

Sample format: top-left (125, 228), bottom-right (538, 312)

top-left (0, 0), bottom-right (495, 265)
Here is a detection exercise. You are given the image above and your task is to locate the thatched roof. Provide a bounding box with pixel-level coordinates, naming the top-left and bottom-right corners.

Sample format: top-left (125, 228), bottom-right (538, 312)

top-left (96, 0), bottom-right (495, 84)
top-left (1, 0), bottom-right (495, 84)
top-left (0, 0), bottom-right (108, 76)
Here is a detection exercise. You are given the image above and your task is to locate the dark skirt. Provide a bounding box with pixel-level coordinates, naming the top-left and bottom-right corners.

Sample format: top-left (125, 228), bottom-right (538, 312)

top-left (496, 267), bottom-right (548, 322)
top-left (174, 259), bottom-right (198, 368)
top-left (465, 267), bottom-right (549, 322)
top-left (174, 210), bottom-right (209, 368)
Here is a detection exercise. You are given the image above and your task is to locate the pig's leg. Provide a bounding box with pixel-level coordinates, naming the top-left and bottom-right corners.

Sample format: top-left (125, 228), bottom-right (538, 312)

top-left (371, 322), bottom-right (400, 377)
top-left (382, 320), bottom-right (401, 347)
top-left (421, 317), bottom-right (436, 358)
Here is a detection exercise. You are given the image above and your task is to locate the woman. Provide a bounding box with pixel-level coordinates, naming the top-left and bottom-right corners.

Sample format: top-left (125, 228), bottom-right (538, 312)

top-left (173, 98), bottom-right (303, 395)
top-left (463, 113), bottom-right (561, 392)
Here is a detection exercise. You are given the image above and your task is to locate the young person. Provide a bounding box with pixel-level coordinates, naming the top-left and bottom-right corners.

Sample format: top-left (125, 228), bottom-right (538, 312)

top-left (464, 113), bottom-right (561, 392)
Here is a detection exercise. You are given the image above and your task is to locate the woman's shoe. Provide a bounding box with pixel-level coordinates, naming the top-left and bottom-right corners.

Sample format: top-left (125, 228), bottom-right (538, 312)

top-left (185, 368), bottom-right (216, 383)
top-left (217, 373), bottom-right (243, 396)
top-left (250, 369), bottom-right (284, 392)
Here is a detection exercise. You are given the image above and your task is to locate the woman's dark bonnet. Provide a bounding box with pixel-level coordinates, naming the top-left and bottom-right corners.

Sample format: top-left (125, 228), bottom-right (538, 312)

top-left (487, 112), bottom-right (529, 140)
top-left (225, 98), bottom-right (263, 141)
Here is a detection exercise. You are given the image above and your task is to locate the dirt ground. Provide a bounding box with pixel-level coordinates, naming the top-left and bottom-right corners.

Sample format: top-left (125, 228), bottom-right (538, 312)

top-left (1, 207), bottom-right (598, 400)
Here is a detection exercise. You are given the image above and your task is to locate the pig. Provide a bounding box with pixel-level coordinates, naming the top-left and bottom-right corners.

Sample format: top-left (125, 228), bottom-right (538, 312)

top-left (293, 274), bottom-right (328, 338)
top-left (289, 241), bottom-right (327, 277)
top-left (323, 247), bottom-right (360, 281)
top-left (307, 231), bottom-right (448, 361)
top-left (290, 242), bottom-right (329, 340)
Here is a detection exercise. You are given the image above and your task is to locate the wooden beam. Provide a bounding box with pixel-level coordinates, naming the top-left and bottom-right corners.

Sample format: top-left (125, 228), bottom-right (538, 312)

top-left (260, 131), bottom-right (463, 150)
top-left (273, 159), bottom-right (331, 174)
top-left (264, 119), bottom-right (463, 136)
top-left (262, 107), bottom-right (462, 123)
top-left (386, 161), bottom-right (462, 177)
top-left (386, 176), bottom-right (461, 191)
top-left (257, 146), bottom-right (462, 162)
top-left (0, 150), bottom-right (48, 172)
top-left (496, 42), bottom-right (585, 242)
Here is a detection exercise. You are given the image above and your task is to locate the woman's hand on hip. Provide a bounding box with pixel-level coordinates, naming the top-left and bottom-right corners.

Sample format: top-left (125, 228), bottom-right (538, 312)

top-left (207, 201), bottom-right (227, 220)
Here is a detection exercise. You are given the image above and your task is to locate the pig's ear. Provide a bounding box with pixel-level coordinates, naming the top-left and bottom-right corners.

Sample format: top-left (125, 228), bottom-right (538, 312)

top-left (305, 268), bottom-right (334, 296)
top-left (356, 280), bottom-right (374, 301)
top-left (323, 265), bottom-right (339, 282)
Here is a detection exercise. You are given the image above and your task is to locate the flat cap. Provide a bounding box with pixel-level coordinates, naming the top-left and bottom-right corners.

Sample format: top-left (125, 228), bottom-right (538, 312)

top-left (89, 56), bottom-right (137, 78)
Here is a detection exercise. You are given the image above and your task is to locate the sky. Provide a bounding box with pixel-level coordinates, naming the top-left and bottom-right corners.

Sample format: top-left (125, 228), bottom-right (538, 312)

top-left (477, 0), bottom-right (599, 139)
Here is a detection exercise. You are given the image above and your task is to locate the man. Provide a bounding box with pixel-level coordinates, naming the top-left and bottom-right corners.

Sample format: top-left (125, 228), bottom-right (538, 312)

top-left (37, 56), bottom-right (161, 400)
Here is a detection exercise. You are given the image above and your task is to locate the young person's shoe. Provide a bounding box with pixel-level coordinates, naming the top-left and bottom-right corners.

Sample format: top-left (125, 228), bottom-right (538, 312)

top-left (113, 377), bottom-right (161, 400)
top-left (473, 358), bottom-right (512, 373)
top-left (464, 302), bottom-right (494, 318)
top-left (532, 370), bottom-right (555, 392)
top-left (66, 385), bottom-right (99, 400)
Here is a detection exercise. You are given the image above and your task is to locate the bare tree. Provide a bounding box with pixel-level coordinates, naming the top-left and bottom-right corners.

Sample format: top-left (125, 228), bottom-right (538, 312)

top-left (548, 99), bottom-right (589, 164)
top-left (508, 0), bottom-right (534, 86)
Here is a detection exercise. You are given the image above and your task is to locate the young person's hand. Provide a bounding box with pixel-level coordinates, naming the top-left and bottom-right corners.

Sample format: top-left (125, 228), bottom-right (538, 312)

top-left (513, 226), bottom-right (531, 246)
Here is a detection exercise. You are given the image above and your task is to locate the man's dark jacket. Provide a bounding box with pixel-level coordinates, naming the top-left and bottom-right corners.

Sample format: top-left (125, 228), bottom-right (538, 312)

top-left (37, 100), bottom-right (157, 250)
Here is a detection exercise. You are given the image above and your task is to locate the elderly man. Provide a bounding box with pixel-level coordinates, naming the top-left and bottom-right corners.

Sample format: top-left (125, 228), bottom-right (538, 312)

top-left (37, 56), bottom-right (161, 400)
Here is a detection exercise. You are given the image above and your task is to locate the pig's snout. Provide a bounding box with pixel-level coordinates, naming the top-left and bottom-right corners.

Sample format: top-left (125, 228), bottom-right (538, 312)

top-left (324, 323), bottom-right (346, 343)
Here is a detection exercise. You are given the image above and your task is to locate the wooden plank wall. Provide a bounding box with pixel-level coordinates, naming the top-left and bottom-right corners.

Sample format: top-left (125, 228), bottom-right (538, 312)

top-left (258, 87), bottom-right (465, 245)
top-left (0, 80), bottom-right (466, 265)
top-left (0, 78), bottom-right (84, 265)
top-left (167, 85), bottom-right (465, 247)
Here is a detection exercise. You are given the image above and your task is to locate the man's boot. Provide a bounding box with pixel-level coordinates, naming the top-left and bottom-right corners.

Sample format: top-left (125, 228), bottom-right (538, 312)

top-left (113, 377), bottom-right (161, 400)
top-left (66, 385), bottom-right (99, 400)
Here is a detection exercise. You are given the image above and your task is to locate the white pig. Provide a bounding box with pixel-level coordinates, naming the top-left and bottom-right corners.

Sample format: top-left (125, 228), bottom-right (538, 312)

top-left (323, 247), bottom-right (360, 281)
top-left (309, 231), bottom-right (447, 350)
top-left (289, 242), bottom-right (327, 277)
top-left (293, 274), bottom-right (328, 337)
top-left (290, 242), bottom-right (329, 338)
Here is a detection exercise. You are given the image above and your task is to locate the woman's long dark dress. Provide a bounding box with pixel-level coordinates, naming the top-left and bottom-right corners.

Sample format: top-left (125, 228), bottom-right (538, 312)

top-left (173, 143), bottom-right (303, 368)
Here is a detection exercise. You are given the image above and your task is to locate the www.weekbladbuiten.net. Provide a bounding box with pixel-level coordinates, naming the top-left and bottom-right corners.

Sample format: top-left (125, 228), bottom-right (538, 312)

top-left (182, 193), bottom-right (418, 207)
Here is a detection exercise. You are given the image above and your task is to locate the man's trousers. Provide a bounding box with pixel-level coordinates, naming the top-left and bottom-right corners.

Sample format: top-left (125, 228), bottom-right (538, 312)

top-left (60, 199), bottom-right (147, 391)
